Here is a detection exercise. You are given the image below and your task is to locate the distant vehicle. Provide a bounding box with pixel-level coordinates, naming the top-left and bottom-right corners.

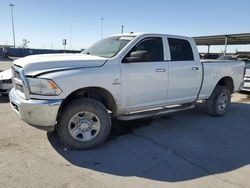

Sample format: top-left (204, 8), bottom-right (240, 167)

top-left (217, 55), bottom-right (238, 61)
top-left (241, 58), bottom-right (250, 64)
top-left (218, 55), bottom-right (250, 63)
top-left (0, 69), bottom-right (12, 95)
top-left (9, 33), bottom-right (245, 149)
top-left (241, 62), bottom-right (250, 92)
top-left (203, 53), bottom-right (220, 59)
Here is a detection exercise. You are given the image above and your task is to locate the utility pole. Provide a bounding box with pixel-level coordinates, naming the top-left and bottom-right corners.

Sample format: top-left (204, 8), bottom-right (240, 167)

top-left (121, 25), bottom-right (124, 34)
top-left (62, 39), bottom-right (67, 50)
top-left (101, 17), bottom-right (104, 39)
top-left (224, 36), bottom-right (228, 55)
top-left (9, 4), bottom-right (16, 47)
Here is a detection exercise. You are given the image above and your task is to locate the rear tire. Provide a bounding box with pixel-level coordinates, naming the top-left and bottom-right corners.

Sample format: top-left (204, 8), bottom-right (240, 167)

top-left (57, 98), bottom-right (111, 150)
top-left (205, 85), bottom-right (231, 116)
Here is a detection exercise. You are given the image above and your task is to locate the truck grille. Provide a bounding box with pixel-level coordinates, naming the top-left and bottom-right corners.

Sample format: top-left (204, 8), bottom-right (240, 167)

top-left (14, 70), bottom-right (21, 80)
top-left (244, 76), bottom-right (250, 81)
top-left (16, 83), bottom-right (24, 93)
top-left (12, 65), bottom-right (29, 99)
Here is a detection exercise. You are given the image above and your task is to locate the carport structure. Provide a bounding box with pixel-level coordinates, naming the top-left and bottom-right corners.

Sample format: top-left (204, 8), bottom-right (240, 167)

top-left (193, 33), bottom-right (250, 55)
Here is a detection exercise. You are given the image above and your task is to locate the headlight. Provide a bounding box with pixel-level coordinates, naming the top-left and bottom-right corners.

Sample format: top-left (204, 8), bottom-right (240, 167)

top-left (27, 77), bottom-right (62, 95)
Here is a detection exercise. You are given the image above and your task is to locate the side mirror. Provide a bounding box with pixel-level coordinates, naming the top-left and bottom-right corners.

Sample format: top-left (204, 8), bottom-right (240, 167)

top-left (124, 50), bottom-right (149, 63)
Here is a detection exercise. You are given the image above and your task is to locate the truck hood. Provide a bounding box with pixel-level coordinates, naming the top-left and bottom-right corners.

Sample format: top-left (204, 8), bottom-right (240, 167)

top-left (13, 53), bottom-right (107, 76)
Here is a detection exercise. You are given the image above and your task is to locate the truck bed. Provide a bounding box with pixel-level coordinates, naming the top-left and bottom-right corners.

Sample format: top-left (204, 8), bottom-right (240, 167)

top-left (199, 60), bottom-right (245, 100)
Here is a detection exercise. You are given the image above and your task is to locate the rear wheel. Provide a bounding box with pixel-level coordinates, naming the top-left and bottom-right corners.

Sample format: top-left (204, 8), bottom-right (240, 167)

top-left (205, 85), bottom-right (231, 116)
top-left (57, 98), bottom-right (111, 149)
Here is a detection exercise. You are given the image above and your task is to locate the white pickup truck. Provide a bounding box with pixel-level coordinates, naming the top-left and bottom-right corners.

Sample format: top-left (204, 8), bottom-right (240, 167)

top-left (9, 33), bottom-right (245, 149)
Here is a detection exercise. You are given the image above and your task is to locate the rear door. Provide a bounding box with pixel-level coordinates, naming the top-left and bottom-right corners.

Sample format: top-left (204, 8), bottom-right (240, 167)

top-left (120, 37), bottom-right (169, 111)
top-left (166, 37), bottom-right (202, 105)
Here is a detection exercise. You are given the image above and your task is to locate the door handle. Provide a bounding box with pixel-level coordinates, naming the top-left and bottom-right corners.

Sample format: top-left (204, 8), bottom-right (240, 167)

top-left (155, 68), bottom-right (166, 72)
top-left (192, 67), bottom-right (200, 70)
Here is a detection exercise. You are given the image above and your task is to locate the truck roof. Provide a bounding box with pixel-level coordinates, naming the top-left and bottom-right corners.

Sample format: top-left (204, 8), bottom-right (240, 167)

top-left (112, 32), bottom-right (192, 40)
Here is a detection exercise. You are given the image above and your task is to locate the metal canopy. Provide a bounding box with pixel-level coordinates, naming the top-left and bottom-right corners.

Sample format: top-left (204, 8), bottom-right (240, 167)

top-left (193, 33), bottom-right (250, 46)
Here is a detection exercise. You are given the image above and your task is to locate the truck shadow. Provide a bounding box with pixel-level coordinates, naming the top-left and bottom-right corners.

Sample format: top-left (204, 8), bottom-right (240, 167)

top-left (47, 102), bottom-right (250, 182)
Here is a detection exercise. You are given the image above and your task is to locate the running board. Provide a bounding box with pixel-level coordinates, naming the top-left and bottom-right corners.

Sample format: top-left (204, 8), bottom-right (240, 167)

top-left (117, 104), bottom-right (195, 121)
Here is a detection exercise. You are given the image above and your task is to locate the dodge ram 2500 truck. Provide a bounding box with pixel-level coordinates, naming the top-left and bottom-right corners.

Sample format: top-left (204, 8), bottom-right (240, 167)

top-left (9, 33), bottom-right (245, 149)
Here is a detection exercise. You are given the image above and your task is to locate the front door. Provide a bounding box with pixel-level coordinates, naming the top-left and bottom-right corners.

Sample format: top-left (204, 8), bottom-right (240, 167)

top-left (120, 37), bottom-right (168, 111)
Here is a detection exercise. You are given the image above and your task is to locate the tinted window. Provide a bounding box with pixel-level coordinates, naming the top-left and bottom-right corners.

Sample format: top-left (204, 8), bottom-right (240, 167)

top-left (168, 38), bottom-right (194, 61)
top-left (124, 37), bottom-right (164, 62)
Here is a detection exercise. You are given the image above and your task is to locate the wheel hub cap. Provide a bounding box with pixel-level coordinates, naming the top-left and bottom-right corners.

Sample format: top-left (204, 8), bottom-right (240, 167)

top-left (68, 111), bottom-right (101, 142)
top-left (217, 93), bottom-right (228, 111)
top-left (78, 119), bottom-right (92, 131)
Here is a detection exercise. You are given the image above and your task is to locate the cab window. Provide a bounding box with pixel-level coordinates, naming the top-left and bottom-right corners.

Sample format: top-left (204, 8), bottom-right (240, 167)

top-left (123, 37), bottom-right (164, 63)
top-left (168, 38), bottom-right (194, 61)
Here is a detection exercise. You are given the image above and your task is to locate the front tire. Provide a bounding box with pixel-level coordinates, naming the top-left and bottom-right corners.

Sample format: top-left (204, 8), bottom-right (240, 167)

top-left (205, 85), bottom-right (231, 116)
top-left (57, 98), bottom-right (111, 150)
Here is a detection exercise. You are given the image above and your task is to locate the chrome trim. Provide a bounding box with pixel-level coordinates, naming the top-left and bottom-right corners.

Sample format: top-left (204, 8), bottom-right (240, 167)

top-left (9, 88), bottom-right (62, 128)
top-left (12, 65), bottom-right (30, 99)
top-left (155, 68), bottom-right (166, 72)
top-left (117, 104), bottom-right (195, 121)
top-left (192, 66), bottom-right (200, 70)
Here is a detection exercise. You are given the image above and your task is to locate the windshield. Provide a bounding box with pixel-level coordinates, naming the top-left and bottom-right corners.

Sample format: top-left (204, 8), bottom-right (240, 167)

top-left (82, 36), bottom-right (135, 58)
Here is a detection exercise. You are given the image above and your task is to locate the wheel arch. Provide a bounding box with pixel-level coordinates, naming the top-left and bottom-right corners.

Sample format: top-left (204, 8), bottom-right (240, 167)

top-left (58, 87), bottom-right (117, 117)
top-left (216, 76), bottom-right (234, 94)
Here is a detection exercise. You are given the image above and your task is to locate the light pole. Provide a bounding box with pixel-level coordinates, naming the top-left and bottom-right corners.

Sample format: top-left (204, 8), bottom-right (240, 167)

top-left (101, 17), bottom-right (104, 39)
top-left (121, 25), bottom-right (124, 34)
top-left (9, 4), bottom-right (16, 47)
top-left (62, 39), bottom-right (67, 50)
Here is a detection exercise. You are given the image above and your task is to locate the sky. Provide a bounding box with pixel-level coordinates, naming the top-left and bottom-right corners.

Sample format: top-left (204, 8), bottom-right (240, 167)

top-left (0, 0), bottom-right (250, 53)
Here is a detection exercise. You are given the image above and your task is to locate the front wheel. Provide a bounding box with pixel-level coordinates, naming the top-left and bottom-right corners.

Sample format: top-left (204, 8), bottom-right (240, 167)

top-left (57, 98), bottom-right (111, 150)
top-left (205, 85), bottom-right (231, 116)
